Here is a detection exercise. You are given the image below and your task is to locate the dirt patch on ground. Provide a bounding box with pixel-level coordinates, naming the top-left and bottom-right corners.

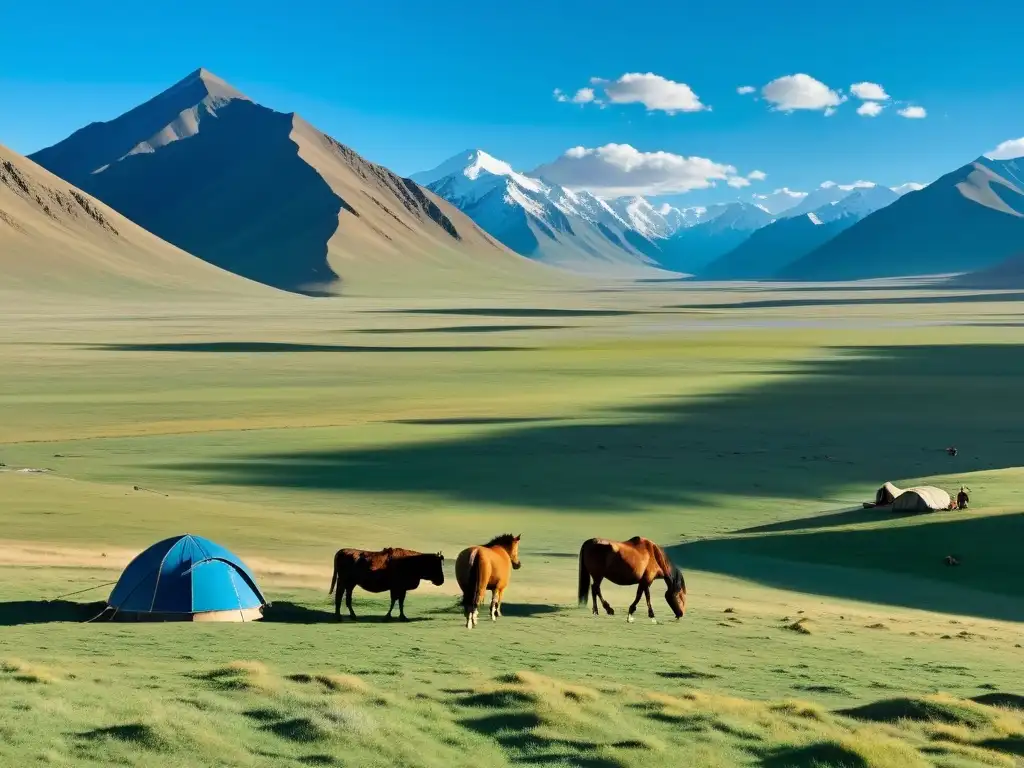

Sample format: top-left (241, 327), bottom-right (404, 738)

top-left (0, 540), bottom-right (331, 588)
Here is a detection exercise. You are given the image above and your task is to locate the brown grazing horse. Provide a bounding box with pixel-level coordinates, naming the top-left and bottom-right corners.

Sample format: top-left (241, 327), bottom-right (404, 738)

top-left (455, 534), bottom-right (521, 629)
top-left (329, 547), bottom-right (444, 620)
top-left (577, 537), bottom-right (686, 622)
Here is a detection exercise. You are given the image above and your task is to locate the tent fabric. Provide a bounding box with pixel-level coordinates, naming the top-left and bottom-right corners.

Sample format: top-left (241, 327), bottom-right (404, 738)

top-left (875, 482), bottom-right (903, 506)
top-left (108, 534), bottom-right (267, 621)
top-left (891, 486), bottom-right (951, 513)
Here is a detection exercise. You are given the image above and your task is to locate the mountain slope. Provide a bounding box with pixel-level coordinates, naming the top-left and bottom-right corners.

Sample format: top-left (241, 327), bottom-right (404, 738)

top-left (413, 150), bottom-right (668, 276)
top-left (955, 251), bottom-right (1024, 288)
top-left (30, 70), bottom-right (558, 296)
top-left (779, 157), bottom-right (1024, 280)
top-left (657, 202), bottom-right (773, 274)
top-left (701, 186), bottom-right (900, 279)
top-left (0, 142), bottom-right (269, 296)
top-left (780, 183), bottom-right (857, 219)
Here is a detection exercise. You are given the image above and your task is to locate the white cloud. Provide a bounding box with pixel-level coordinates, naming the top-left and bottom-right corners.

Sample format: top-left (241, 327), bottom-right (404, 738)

top-left (898, 105), bottom-right (927, 119)
top-left (753, 187), bottom-right (807, 201)
top-left (747, 169), bottom-right (767, 181)
top-left (838, 180), bottom-right (876, 190)
top-left (985, 137), bottom-right (1024, 160)
top-left (727, 176), bottom-right (752, 188)
top-left (554, 87), bottom-right (596, 104)
top-left (820, 181), bottom-right (838, 188)
top-left (737, 85), bottom-right (756, 95)
top-left (571, 88), bottom-right (595, 104)
top-left (587, 72), bottom-right (708, 113)
top-left (891, 182), bottom-right (925, 195)
top-left (532, 143), bottom-right (738, 197)
top-left (850, 82), bottom-right (890, 101)
top-left (761, 74), bottom-right (845, 112)
top-left (857, 101), bottom-right (884, 117)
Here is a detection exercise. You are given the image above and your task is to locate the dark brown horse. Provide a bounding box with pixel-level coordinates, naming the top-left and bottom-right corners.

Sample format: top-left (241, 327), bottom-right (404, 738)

top-left (455, 534), bottom-right (521, 629)
top-left (577, 537), bottom-right (686, 622)
top-left (329, 547), bottom-right (444, 620)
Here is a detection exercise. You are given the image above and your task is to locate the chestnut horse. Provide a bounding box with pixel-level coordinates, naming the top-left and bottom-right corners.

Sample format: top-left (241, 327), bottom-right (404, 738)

top-left (329, 547), bottom-right (444, 620)
top-left (577, 537), bottom-right (686, 622)
top-left (455, 534), bottom-right (521, 629)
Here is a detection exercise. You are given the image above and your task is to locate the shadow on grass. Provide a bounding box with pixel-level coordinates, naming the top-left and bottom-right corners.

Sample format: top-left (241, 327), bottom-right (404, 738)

top-left (357, 325), bottom-right (569, 334)
top-left (759, 742), bottom-right (867, 768)
top-left (0, 600), bottom-right (105, 626)
top-left (673, 512), bottom-right (1024, 621)
top-left (384, 308), bottom-right (643, 318)
top-left (670, 291), bottom-right (1024, 311)
top-left (733, 506), bottom-right (920, 535)
top-left (391, 417), bottom-right (562, 426)
top-left (426, 602), bottom-right (563, 619)
top-left (176, 344), bottom-right (1024, 516)
top-left (87, 342), bottom-right (530, 353)
top-left (262, 601), bottom-right (432, 624)
top-left (77, 723), bottom-right (165, 749)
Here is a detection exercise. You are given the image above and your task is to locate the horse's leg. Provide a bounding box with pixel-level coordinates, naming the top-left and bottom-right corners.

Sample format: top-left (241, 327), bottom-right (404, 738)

top-left (386, 589), bottom-right (398, 620)
top-left (593, 577), bottom-right (614, 615)
top-left (346, 585), bottom-right (357, 620)
top-left (397, 590), bottom-right (409, 622)
top-left (643, 583), bottom-right (656, 622)
top-left (494, 586), bottom-right (505, 619)
top-left (489, 588), bottom-right (498, 621)
top-left (627, 583), bottom-right (644, 623)
top-left (335, 578), bottom-right (344, 619)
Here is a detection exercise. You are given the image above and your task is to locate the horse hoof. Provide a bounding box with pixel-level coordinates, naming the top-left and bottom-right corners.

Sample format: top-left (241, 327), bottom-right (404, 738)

top-left (651, 618), bottom-right (658, 624)
top-left (626, 615), bottom-right (635, 624)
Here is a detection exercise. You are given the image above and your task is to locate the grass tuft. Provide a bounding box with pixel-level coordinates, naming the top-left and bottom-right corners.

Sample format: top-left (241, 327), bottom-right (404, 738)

top-left (840, 696), bottom-right (994, 728)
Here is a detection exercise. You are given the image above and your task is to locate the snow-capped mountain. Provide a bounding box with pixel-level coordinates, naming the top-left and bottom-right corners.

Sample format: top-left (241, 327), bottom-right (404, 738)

top-left (701, 186), bottom-right (899, 280)
top-left (412, 150), bottom-right (669, 276)
top-left (751, 188), bottom-right (807, 216)
top-left (657, 202), bottom-right (774, 274)
top-left (606, 197), bottom-right (706, 239)
top-left (891, 182), bottom-right (925, 196)
top-left (779, 183), bottom-right (861, 219)
top-left (779, 155), bottom-right (1024, 280)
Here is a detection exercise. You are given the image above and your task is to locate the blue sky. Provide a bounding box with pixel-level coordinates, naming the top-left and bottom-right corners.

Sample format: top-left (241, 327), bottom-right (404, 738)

top-left (2, 0), bottom-right (1023, 206)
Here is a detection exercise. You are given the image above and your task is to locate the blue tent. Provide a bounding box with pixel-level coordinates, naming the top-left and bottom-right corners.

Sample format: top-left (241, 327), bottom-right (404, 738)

top-left (108, 534), bottom-right (268, 622)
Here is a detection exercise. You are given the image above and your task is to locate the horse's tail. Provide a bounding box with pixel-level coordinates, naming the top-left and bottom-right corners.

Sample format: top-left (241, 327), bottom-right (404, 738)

top-left (577, 541), bottom-right (591, 606)
top-left (328, 551), bottom-right (339, 595)
top-left (462, 550), bottom-right (486, 614)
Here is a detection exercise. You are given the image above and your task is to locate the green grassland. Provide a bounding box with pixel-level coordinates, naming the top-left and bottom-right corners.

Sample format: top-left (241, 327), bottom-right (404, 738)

top-left (1, 282), bottom-right (1023, 767)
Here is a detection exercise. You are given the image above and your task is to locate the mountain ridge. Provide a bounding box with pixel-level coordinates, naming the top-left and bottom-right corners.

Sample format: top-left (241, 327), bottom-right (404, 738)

top-left (31, 70), bottom-right (557, 296)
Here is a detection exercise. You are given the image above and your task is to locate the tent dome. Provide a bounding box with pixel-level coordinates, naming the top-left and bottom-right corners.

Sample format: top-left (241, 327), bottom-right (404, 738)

top-left (108, 534), bottom-right (267, 622)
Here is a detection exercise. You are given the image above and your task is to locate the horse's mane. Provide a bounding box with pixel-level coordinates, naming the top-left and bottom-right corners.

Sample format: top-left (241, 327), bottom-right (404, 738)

top-left (651, 542), bottom-right (685, 594)
top-left (670, 564), bottom-right (686, 594)
top-left (484, 533), bottom-right (517, 548)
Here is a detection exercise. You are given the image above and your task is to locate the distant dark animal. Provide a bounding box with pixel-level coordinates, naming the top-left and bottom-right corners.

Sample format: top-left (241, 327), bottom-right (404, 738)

top-left (944, 555), bottom-right (960, 567)
top-left (947, 446), bottom-right (958, 456)
top-left (455, 534), bottom-right (521, 629)
top-left (577, 536), bottom-right (687, 623)
top-left (956, 487), bottom-right (970, 510)
top-left (329, 547), bottom-right (444, 620)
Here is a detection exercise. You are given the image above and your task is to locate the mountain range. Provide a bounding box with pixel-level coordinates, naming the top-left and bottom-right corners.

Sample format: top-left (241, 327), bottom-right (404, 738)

top-left (700, 185), bottom-right (901, 280)
top-left (778, 156), bottom-right (1024, 280)
top-left (28, 69), bottom-right (557, 296)
top-left (410, 149), bottom-right (935, 279)
top-left (7, 66), bottom-right (1024, 293)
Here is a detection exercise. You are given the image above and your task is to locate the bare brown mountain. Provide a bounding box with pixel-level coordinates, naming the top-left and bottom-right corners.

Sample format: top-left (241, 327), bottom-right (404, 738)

top-left (0, 141), bottom-right (268, 296)
top-left (30, 69), bottom-right (558, 295)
